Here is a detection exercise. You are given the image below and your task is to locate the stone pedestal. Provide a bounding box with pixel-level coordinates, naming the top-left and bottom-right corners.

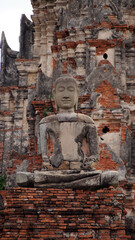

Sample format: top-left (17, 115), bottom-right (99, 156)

top-left (16, 170), bottom-right (119, 189)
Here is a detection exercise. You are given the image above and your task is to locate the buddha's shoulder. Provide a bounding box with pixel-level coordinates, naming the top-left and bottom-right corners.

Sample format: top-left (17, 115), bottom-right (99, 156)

top-left (77, 113), bottom-right (94, 124)
top-left (39, 114), bottom-right (58, 124)
top-left (39, 113), bottom-right (94, 125)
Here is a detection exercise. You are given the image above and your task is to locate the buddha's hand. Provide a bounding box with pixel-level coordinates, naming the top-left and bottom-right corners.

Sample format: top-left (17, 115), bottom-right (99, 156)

top-left (88, 155), bottom-right (99, 162)
top-left (83, 155), bottom-right (98, 170)
top-left (42, 155), bottom-right (49, 162)
top-left (42, 155), bottom-right (50, 170)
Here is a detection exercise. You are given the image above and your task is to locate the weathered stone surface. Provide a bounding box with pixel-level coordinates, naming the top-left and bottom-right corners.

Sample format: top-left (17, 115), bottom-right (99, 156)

top-left (16, 170), bottom-right (102, 188)
top-left (58, 0), bottom-right (121, 30)
top-left (87, 62), bottom-right (121, 93)
top-left (16, 172), bottom-right (34, 187)
top-left (36, 71), bottom-right (53, 99)
top-left (16, 170), bottom-right (120, 188)
top-left (126, 215), bottom-right (135, 238)
top-left (101, 171), bottom-right (119, 187)
top-left (34, 174), bottom-right (101, 189)
top-left (70, 161), bottom-right (82, 170)
top-left (57, 112), bottom-right (77, 122)
top-left (0, 32), bottom-right (19, 86)
top-left (19, 14), bottom-right (34, 59)
top-left (34, 170), bottom-right (101, 184)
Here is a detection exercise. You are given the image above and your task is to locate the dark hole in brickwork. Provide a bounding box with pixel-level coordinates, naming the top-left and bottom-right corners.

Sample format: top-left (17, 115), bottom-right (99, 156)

top-left (103, 53), bottom-right (108, 59)
top-left (102, 126), bottom-right (110, 133)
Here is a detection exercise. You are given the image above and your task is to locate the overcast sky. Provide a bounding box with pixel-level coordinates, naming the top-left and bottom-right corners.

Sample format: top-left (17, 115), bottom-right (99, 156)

top-left (0, 0), bottom-right (33, 51)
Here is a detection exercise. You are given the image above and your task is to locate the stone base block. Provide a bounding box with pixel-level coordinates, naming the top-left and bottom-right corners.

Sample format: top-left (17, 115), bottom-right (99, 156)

top-left (16, 170), bottom-right (119, 189)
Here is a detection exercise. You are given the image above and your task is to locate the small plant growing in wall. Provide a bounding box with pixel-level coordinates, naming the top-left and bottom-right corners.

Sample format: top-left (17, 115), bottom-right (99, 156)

top-left (43, 95), bottom-right (54, 117)
top-left (0, 175), bottom-right (6, 190)
top-left (43, 106), bottom-right (53, 117)
top-left (48, 94), bottom-right (53, 100)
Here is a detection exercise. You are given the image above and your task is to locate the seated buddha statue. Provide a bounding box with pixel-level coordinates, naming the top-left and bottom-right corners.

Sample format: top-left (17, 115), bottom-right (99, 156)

top-left (16, 75), bottom-right (119, 188)
top-left (39, 74), bottom-right (99, 170)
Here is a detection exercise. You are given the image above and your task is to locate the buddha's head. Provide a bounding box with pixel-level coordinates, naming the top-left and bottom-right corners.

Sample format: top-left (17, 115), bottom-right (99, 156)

top-left (53, 75), bottom-right (78, 113)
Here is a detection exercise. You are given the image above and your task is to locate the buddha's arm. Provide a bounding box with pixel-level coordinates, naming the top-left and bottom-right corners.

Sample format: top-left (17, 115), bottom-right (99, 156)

top-left (87, 124), bottom-right (99, 162)
top-left (39, 123), bottom-right (49, 162)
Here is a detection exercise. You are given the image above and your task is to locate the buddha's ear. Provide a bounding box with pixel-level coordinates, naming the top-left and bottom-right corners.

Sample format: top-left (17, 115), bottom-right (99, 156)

top-left (75, 95), bottom-right (78, 111)
top-left (75, 102), bottom-right (78, 111)
top-left (75, 88), bottom-right (79, 111)
top-left (52, 88), bottom-right (58, 111)
top-left (52, 88), bottom-right (55, 98)
top-left (77, 88), bottom-right (79, 97)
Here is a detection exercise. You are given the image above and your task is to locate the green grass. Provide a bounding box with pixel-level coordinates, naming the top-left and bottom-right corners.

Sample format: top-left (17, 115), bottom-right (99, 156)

top-left (0, 175), bottom-right (6, 190)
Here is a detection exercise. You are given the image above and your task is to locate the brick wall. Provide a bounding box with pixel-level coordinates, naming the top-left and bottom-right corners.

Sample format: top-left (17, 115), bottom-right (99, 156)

top-left (0, 186), bottom-right (132, 240)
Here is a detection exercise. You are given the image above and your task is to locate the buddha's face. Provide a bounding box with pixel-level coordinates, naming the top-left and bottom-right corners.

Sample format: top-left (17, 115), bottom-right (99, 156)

top-left (54, 79), bottom-right (78, 112)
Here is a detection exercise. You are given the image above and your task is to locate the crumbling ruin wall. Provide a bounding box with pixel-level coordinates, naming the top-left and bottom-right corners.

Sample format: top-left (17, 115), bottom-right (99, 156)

top-left (0, 0), bottom-right (135, 238)
top-left (1, 0), bottom-right (135, 183)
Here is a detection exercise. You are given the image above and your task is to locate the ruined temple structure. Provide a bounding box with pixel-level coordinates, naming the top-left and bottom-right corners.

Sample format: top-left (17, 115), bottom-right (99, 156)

top-left (0, 0), bottom-right (135, 239)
